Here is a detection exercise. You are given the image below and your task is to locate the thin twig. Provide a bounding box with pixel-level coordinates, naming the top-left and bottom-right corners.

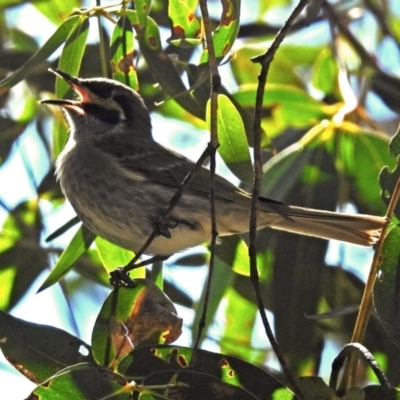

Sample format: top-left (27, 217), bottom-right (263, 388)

top-left (322, 1), bottom-right (377, 70)
top-left (250, 0), bottom-right (309, 398)
top-left (123, 147), bottom-right (213, 272)
top-left (340, 176), bottom-right (399, 390)
top-left (192, 0), bottom-right (220, 360)
top-left (96, 0), bottom-right (109, 77)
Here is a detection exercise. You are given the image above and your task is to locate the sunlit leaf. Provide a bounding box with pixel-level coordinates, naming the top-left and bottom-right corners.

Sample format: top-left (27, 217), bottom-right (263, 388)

top-left (135, 0), bottom-right (151, 29)
top-left (38, 224), bottom-right (95, 292)
top-left (110, 14), bottom-right (138, 89)
top-left (33, 1), bottom-right (81, 25)
top-left (234, 84), bottom-right (328, 130)
top-left (94, 236), bottom-right (145, 279)
top-left (379, 125), bottom-right (400, 218)
top-left (207, 94), bottom-right (252, 182)
top-left (56, 15), bottom-right (90, 99)
top-left (168, 0), bottom-right (201, 46)
top-left (220, 287), bottom-right (258, 361)
top-left (312, 47), bottom-right (339, 95)
top-left (126, 10), bottom-right (205, 119)
top-left (200, 0), bottom-right (240, 62)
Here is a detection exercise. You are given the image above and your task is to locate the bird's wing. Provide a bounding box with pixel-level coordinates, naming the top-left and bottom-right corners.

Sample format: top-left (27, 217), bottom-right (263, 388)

top-left (94, 136), bottom-right (281, 210)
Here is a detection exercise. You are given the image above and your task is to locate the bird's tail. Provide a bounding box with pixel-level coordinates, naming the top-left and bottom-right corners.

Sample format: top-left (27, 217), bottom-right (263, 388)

top-left (260, 204), bottom-right (387, 246)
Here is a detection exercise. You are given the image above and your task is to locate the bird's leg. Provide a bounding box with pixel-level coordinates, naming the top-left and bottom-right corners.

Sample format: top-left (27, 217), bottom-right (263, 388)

top-left (152, 218), bottom-right (179, 239)
top-left (109, 254), bottom-right (170, 288)
top-left (109, 218), bottom-right (177, 288)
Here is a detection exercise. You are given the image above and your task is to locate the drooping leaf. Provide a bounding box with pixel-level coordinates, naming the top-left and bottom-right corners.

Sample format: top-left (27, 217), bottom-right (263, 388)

top-left (312, 47), bottom-right (339, 95)
top-left (56, 15), bottom-right (90, 99)
top-left (92, 280), bottom-right (182, 368)
top-left (206, 94), bottom-right (253, 182)
top-left (379, 125), bottom-right (400, 218)
top-left (38, 224), bottom-right (96, 292)
top-left (135, 0), bottom-right (151, 29)
top-left (126, 10), bottom-right (205, 119)
top-left (200, 0), bottom-right (241, 62)
top-left (168, 0), bottom-right (201, 46)
top-left (110, 14), bottom-right (138, 89)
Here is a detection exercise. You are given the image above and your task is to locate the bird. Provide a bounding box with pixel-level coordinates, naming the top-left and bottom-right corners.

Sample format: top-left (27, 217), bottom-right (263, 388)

top-left (41, 69), bottom-right (386, 261)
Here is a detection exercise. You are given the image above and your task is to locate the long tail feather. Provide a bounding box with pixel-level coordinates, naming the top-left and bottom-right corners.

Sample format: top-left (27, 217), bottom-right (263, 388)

top-left (260, 204), bottom-right (386, 246)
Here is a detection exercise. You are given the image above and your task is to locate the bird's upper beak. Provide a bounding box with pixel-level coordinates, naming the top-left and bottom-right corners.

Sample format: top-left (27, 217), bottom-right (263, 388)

top-left (40, 68), bottom-right (91, 108)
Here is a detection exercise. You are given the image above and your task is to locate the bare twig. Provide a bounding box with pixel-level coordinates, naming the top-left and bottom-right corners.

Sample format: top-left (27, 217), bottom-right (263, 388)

top-left (340, 177), bottom-right (398, 390)
top-left (250, 1), bottom-right (309, 398)
top-left (122, 146), bottom-right (213, 271)
top-left (192, 0), bottom-right (220, 358)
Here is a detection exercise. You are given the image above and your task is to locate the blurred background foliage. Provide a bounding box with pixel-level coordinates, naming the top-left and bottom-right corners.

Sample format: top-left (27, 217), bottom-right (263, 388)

top-left (0, 0), bottom-right (399, 398)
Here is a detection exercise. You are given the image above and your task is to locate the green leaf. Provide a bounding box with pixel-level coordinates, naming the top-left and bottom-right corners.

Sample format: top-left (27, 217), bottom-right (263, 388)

top-left (9, 28), bottom-right (39, 52)
top-left (110, 14), bottom-right (138, 89)
top-left (312, 47), bottom-right (339, 95)
top-left (262, 121), bottom-right (392, 214)
top-left (0, 311), bottom-right (93, 384)
top-left (135, 0), bottom-right (151, 29)
top-left (168, 0), bottom-right (201, 45)
top-left (234, 84), bottom-right (327, 131)
top-left (33, 1), bottom-right (81, 25)
top-left (0, 14), bottom-right (81, 94)
top-left (220, 286), bottom-right (258, 361)
top-left (200, 0), bottom-right (240, 62)
top-left (94, 236), bottom-right (144, 280)
top-left (333, 122), bottom-right (393, 214)
top-left (126, 10), bottom-right (205, 119)
top-left (207, 94), bottom-right (252, 182)
top-left (38, 224), bottom-right (95, 292)
top-left (56, 15), bottom-right (90, 99)
top-left (379, 125), bottom-right (400, 218)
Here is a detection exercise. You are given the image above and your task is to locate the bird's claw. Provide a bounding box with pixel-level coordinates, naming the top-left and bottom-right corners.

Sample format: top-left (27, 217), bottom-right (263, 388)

top-left (109, 267), bottom-right (137, 288)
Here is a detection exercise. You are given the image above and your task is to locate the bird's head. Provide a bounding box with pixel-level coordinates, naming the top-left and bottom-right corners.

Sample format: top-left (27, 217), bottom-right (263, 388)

top-left (41, 69), bottom-right (152, 139)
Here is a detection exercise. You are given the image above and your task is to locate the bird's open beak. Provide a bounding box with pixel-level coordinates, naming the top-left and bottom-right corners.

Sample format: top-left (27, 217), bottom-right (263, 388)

top-left (40, 68), bottom-right (91, 108)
